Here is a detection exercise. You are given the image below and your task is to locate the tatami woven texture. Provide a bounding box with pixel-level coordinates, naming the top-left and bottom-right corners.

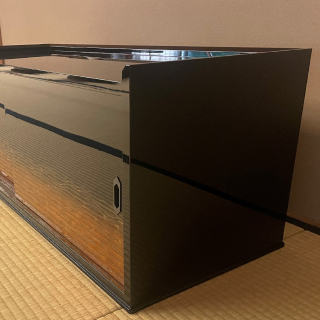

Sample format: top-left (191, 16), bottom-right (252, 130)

top-left (0, 199), bottom-right (318, 320)
top-left (0, 201), bottom-right (121, 319)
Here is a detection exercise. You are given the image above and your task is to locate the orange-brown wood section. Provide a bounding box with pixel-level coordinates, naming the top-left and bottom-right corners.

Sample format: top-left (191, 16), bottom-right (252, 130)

top-left (0, 153), bottom-right (124, 288)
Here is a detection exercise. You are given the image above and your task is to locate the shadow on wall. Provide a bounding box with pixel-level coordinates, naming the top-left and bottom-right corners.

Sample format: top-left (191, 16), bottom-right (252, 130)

top-left (289, 93), bottom-right (320, 224)
top-left (0, 27), bottom-right (3, 64)
top-left (288, 49), bottom-right (320, 223)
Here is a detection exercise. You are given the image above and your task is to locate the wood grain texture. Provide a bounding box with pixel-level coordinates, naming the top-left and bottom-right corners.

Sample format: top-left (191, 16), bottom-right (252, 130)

top-left (0, 155), bottom-right (125, 287)
top-left (0, 148), bottom-right (125, 286)
top-left (0, 110), bottom-right (14, 179)
top-left (0, 64), bottom-right (130, 287)
top-left (0, 69), bottom-right (127, 287)
top-left (15, 195), bottom-right (124, 291)
top-left (7, 124), bottom-right (125, 286)
top-left (12, 161), bottom-right (124, 285)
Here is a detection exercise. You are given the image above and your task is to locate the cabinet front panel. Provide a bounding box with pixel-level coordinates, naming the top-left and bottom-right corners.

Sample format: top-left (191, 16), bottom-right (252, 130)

top-left (0, 66), bottom-right (129, 287)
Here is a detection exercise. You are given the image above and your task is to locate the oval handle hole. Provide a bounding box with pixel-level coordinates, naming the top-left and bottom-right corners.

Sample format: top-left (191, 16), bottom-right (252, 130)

top-left (113, 177), bottom-right (122, 215)
top-left (114, 184), bottom-right (120, 209)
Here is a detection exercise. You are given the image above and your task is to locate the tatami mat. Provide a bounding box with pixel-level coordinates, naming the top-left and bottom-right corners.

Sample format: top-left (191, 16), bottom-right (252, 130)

top-left (283, 221), bottom-right (304, 239)
top-left (0, 201), bottom-right (121, 320)
top-left (101, 230), bottom-right (320, 320)
top-left (0, 199), bottom-right (317, 320)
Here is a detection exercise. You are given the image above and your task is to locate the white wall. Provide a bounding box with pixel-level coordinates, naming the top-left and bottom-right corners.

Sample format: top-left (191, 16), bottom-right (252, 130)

top-left (1, 0), bottom-right (320, 222)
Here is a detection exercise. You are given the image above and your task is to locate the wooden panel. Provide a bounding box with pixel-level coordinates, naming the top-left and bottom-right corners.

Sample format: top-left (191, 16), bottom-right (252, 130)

top-left (0, 68), bottom-right (128, 287)
top-left (0, 108), bottom-right (14, 179)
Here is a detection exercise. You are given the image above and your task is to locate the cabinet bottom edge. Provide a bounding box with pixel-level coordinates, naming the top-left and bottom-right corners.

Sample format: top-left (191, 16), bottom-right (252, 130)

top-left (0, 188), bottom-right (285, 314)
top-left (126, 241), bottom-right (284, 314)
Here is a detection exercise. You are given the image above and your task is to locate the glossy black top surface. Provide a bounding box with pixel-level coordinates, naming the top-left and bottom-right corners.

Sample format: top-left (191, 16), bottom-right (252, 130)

top-left (3, 47), bottom-right (248, 82)
top-left (5, 56), bottom-right (132, 82)
top-left (50, 48), bottom-right (245, 62)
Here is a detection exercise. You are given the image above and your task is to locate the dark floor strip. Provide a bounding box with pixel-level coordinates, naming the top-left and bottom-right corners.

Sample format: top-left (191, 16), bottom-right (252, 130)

top-left (286, 216), bottom-right (320, 236)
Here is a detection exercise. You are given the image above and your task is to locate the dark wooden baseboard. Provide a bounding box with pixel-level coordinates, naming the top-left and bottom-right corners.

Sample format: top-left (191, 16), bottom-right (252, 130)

top-left (287, 211), bottom-right (320, 236)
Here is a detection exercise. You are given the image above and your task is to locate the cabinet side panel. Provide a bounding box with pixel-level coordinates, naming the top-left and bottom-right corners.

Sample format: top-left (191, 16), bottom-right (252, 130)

top-left (130, 165), bottom-right (284, 308)
top-left (130, 50), bottom-right (311, 218)
top-left (129, 50), bottom-right (311, 308)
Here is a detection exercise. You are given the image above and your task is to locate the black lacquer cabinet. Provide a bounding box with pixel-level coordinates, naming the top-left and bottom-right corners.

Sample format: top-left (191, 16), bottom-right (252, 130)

top-left (0, 44), bottom-right (311, 313)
